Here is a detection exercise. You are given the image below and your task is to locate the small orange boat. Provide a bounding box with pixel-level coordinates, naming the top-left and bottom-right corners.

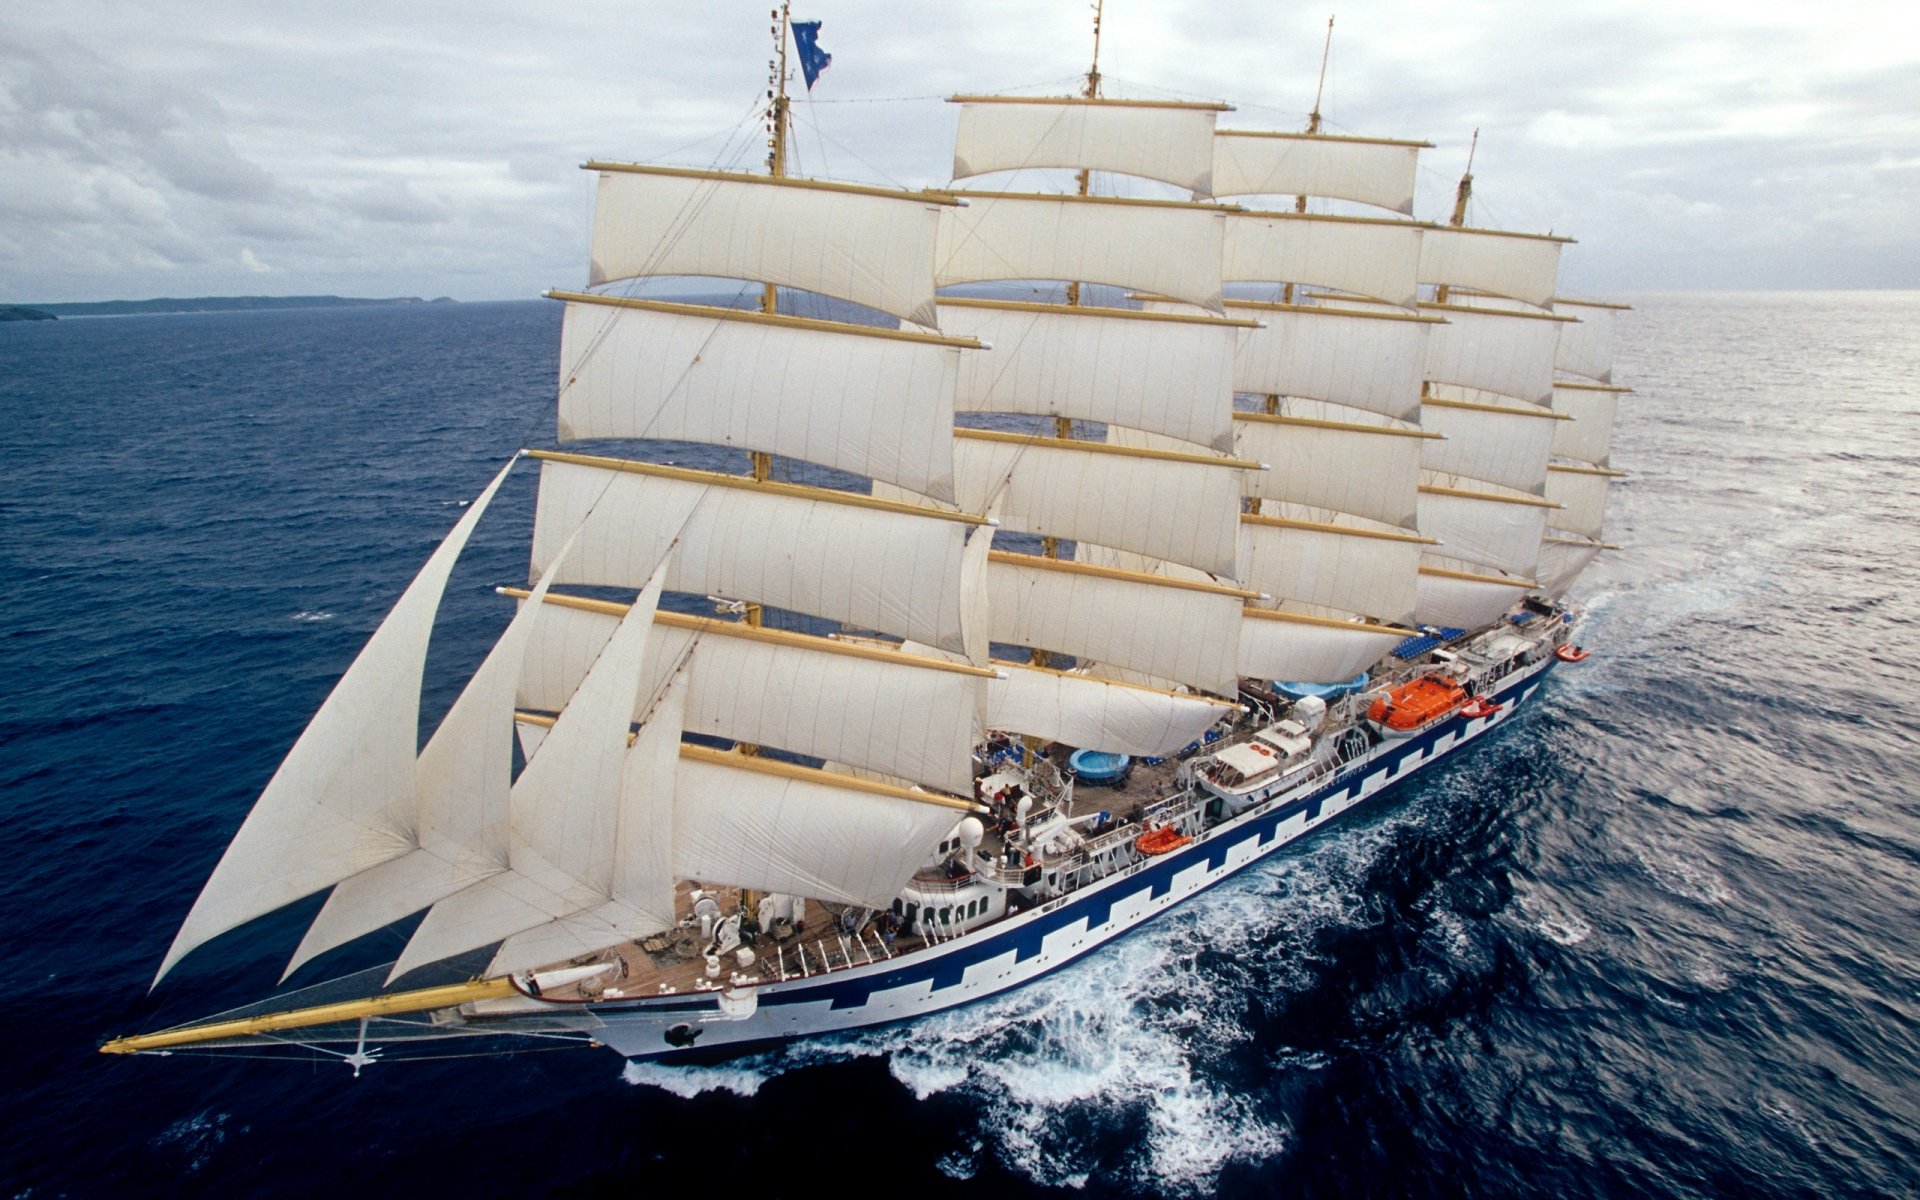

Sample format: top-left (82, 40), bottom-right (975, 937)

top-left (1459, 697), bottom-right (1503, 719)
top-left (1367, 675), bottom-right (1467, 737)
top-left (1135, 825), bottom-right (1193, 856)
top-left (1555, 644), bottom-right (1591, 663)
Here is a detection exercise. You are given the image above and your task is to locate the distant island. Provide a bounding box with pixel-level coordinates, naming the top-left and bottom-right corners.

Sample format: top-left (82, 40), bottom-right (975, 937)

top-left (0, 295), bottom-right (458, 320)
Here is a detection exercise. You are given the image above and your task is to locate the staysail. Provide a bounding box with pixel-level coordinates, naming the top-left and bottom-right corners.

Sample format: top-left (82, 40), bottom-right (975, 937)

top-left (155, 458), bottom-right (518, 984)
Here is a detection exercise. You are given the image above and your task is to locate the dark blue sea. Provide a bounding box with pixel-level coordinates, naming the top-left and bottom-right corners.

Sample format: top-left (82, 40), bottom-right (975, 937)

top-left (4, 294), bottom-right (1918, 1197)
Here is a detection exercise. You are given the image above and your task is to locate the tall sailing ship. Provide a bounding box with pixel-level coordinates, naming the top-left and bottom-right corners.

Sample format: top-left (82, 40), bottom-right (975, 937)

top-left (103, 10), bottom-right (1630, 1069)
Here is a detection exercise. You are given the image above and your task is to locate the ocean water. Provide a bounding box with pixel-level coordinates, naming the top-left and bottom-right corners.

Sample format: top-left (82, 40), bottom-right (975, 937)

top-left (3, 293), bottom-right (1918, 1197)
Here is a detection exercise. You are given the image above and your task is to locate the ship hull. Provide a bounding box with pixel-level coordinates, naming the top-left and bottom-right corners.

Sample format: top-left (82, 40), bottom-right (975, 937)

top-left (527, 652), bottom-right (1561, 1061)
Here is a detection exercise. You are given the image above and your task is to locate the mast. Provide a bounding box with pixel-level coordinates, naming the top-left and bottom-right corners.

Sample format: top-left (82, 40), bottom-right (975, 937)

top-left (1039, 0), bottom-right (1105, 620)
top-left (1432, 128), bottom-right (1477, 307)
top-left (1306, 15), bottom-right (1332, 137)
top-left (1277, 18), bottom-right (1334, 320)
top-left (746, 3), bottom-right (796, 627)
top-left (752, 1), bottom-right (795, 492)
top-left (1059, 1), bottom-right (1102, 362)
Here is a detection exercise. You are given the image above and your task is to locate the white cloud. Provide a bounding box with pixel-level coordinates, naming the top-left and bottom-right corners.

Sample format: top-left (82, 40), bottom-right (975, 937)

top-left (0, 0), bottom-right (1915, 300)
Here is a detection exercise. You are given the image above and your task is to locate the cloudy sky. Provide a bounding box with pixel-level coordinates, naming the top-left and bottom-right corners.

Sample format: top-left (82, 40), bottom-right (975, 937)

top-left (4, 1), bottom-right (1916, 302)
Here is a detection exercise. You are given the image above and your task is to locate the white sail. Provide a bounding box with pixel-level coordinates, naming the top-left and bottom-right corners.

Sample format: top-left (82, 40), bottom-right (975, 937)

top-left (1550, 383), bottom-right (1623, 467)
top-left (1423, 302), bottom-right (1571, 406)
top-left (530, 454), bottom-right (976, 653)
top-left (1238, 513), bottom-right (1425, 626)
top-left (487, 664), bottom-right (691, 977)
top-left (985, 663), bottom-right (1234, 756)
top-left (673, 749), bottom-right (970, 909)
top-left (936, 191), bottom-right (1227, 312)
top-left (1238, 609), bottom-right (1407, 684)
top-left (555, 295), bottom-right (966, 502)
top-left (517, 597), bottom-right (985, 796)
top-left (1418, 226), bottom-right (1568, 309)
top-left (586, 165), bottom-right (950, 326)
top-left (940, 299), bottom-right (1239, 451)
top-left (1553, 299), bottom-right (1624, 383)
top-left (1212, 130), bottom-right (1424, 214)
top-left (1222, 213), bottom-right (1425, 309)
top-left (1225, 300), bottom-right (1435, 421)
top-left (1535, 536), bottom-right (1603, 599)
top-left (388, 565), bottom-right (668, 982)
top-left (1544, 465), bottom-right (1613, 540)
top-left (951, 97), bottom-right (1222, 194)
top-left (1417, 477), bottom-right (1554, 576)
top-left (1415, 560), bottom-right (1535, 629)
top-left (952, 431), bottom-right (1245, 577)
top-left (985, 552), bottom-right (1247, 695)
top-left (1232, 408), bottom-right (1429, 529)
top-left (283, 525), bottom-right (575, 979)
top-left (1419, 398), bottom-right (1560, 496)
top-left (155, 459), bottom-right (517, 984)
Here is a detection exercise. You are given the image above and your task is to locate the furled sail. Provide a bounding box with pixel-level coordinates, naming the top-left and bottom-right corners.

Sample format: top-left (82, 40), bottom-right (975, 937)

top-left (951, 430), bottom-right (1248, 577)
top-left (585, 163), bottom-right (955, 327)
top-left (1417, 226), bottom-right (1570, 309)
top-left (155, 459), bottom-right (518, 984)
top-left (1552, 298), bottom-right (1627, 383)
top-left (950, 96), bottom-right (1226, 195)
top-left (939, 298), bottom-right (1242, 451)
top-left (1231, 406), bottom-right (1433, 529)
top-left (1237, 511), bottom-right (1428, 626)
top-left (1417, 477), bottom-right (1555, 576)
top-left (1420, 396), bottom-right (1562, 496)
top-left (387, 563), bottom-right (670, 983)
top-left (1423, 302), bottom-right (1573, 406)
top-left (1238, 608), bottom-right (1408, 684)
top-left (1222, 299), bottom-right (1437, 422)
top-left (936, 191), bottom-right (1229, 312)
top-left (1212, 130), bottom-right (1426, 214)
top-left (985, 662), bottom-right (1234, 757)
top-left (552, 292), bottom-right (972, 502)
top-left (513, 592), bottom-right (988, 796)
top-left (529, 452), bottom-right (980, 654)
top-left (1550, 382), bottom-right (1626, 468)
top-left (1222, 212), bottom-right (1426, 309)
top-left (672, 748), bottom-right (975, 909)
top-left (984, 551), bottom-right (1250, 695)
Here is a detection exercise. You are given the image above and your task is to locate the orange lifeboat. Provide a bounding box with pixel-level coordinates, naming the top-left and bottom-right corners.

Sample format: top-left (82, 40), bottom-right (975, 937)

top-left (1366, 675), bottom-right (1467, 735)
top-left (1459, 697), bottom-right (1503, 719)
top-left (1555, 644), bottom-right (1591, 663)
top-left (1135, 825), bottom-right (1192, 856)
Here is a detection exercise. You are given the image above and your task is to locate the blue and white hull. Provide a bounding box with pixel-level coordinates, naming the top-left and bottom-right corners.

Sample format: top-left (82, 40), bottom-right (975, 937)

top-left (556, 654), bottom-right (1559, 1061)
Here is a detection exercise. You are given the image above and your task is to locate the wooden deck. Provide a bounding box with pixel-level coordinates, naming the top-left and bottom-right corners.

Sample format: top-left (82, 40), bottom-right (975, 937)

top-left (535, 742), bottom-right (1204, 1004)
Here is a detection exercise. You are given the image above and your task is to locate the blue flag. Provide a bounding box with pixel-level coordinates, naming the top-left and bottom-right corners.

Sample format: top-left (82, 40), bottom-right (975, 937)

top-left (792, 20), bottom-right (831, 91)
